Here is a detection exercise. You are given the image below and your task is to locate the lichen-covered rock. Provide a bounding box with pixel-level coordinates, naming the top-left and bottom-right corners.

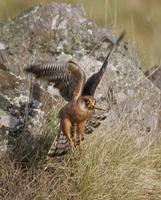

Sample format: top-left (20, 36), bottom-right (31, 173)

top-left (145, 65), bottom-right (161, 90)
top-left (144, 65), bottom-right (161, 131)
top-left (0, 69), bottom-right (54, 157)
top-left (0, 2), bottom-right (160, 156)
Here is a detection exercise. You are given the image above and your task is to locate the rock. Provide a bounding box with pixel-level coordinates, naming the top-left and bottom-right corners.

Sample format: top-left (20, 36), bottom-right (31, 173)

top-left (0, 42), bottom-right (6, 50)
top-left (144, 65), bottom-right (161, 131)
top-left (145, 65), bottom-right (161, 90)
top-left (0, 2), bottom-right (160, 158)
top-left (0, 69), bottom-right (54, 158)
top-left (0, 126), bottom-right (8, 153)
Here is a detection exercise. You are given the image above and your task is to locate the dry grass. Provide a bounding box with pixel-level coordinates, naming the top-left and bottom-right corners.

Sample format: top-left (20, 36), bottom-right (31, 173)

top-left (1, 127), bottom-right (161, 200)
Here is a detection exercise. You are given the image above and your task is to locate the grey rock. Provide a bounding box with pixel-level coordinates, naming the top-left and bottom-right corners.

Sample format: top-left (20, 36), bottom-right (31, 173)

top-left (0, 126), bottom-right (8, 154)
top-left (145, 65), bottom-right (161, 90)
top-left (0, 113), bottom-right (19, 128)
top-left (0, 42), bottom-right (6, 50)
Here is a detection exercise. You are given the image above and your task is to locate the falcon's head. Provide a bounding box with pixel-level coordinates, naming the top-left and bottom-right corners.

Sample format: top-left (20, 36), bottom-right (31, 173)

top-left (78, 96), bottom-right (104, 112)
top-left (77, 96), bottom-right (96, 112)
top-left (83, 96), bottom-right (96, 110)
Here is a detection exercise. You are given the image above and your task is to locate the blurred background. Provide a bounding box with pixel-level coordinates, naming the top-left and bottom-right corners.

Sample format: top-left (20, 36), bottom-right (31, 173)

top-left (0, 0), bottom-right (161, 70)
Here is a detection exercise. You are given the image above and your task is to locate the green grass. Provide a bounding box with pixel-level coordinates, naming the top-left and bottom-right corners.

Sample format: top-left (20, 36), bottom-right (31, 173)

top-left (1, 128), bottom-right (161, 200)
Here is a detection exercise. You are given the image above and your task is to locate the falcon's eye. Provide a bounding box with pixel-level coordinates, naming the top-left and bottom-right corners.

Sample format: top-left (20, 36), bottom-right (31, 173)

top-left (84, 98), bottom-right (90, 105)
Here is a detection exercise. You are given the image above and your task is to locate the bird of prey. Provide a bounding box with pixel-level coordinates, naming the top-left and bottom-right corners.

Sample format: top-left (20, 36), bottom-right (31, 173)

top-left (25, 31), bottom-right (125, 156)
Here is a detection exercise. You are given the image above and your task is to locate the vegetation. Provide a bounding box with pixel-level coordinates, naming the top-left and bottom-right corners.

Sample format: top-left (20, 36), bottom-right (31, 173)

top-left (1, 127), bottom-right (161, 200)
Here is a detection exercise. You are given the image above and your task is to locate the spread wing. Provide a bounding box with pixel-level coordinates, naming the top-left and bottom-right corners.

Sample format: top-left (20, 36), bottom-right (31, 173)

top-left (82, 31), bottom-right (125, 96)
top-left (25, 60), bottom-right (85, 101)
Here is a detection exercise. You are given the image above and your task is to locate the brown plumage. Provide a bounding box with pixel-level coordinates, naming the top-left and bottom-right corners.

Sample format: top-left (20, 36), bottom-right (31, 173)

top-left (25, 31), bottom-right (125, 156)
top-left (48, 112), bottom-right (109, 156)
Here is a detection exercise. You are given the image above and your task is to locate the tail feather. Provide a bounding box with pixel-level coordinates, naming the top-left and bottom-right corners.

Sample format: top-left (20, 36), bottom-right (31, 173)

top-left (48, 133), bottom-right (70, 157)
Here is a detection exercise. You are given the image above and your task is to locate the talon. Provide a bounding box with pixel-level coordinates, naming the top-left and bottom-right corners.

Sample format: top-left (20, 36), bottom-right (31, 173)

top-left (69, 139), bottom-right (75, 151)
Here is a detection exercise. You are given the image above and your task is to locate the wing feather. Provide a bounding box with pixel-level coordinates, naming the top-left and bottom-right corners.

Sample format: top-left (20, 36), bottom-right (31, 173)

top-left (25, 61), bottom-right (85, 101)
top-left (82, 31), bottom-right (125, 96)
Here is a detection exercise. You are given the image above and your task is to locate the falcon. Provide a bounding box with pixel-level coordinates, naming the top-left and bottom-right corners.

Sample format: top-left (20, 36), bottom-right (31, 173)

top-left (25, 31), bottom-right (125, 156)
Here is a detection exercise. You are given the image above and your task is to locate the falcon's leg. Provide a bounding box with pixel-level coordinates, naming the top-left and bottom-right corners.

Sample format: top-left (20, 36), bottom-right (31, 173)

top-left (77, 121), bottom-right (86, 151)
top-left (60, 118), bottom-right (75, 150)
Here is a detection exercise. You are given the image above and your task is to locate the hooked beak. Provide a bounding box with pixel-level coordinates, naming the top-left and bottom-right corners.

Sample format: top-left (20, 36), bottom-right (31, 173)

top-left (93, 105), bottom-right (106, 111)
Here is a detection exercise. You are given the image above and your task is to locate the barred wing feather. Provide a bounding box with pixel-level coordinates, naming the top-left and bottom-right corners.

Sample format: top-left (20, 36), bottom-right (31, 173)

top-left (25, 61), bottom-right (85, 101)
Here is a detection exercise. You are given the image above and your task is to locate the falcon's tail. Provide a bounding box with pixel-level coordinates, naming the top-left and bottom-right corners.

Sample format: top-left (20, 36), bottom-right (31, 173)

top-left (48, 131), bottom-right (70, 157)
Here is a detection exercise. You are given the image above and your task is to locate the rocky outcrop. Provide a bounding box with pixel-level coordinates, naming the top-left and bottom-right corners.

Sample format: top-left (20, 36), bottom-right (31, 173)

top-left (144, 65), bottom-right (161, 131)
top-left (145, 65), bottom-right (161, 90)
top-left (0, 3), bottom-right (160, 157)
